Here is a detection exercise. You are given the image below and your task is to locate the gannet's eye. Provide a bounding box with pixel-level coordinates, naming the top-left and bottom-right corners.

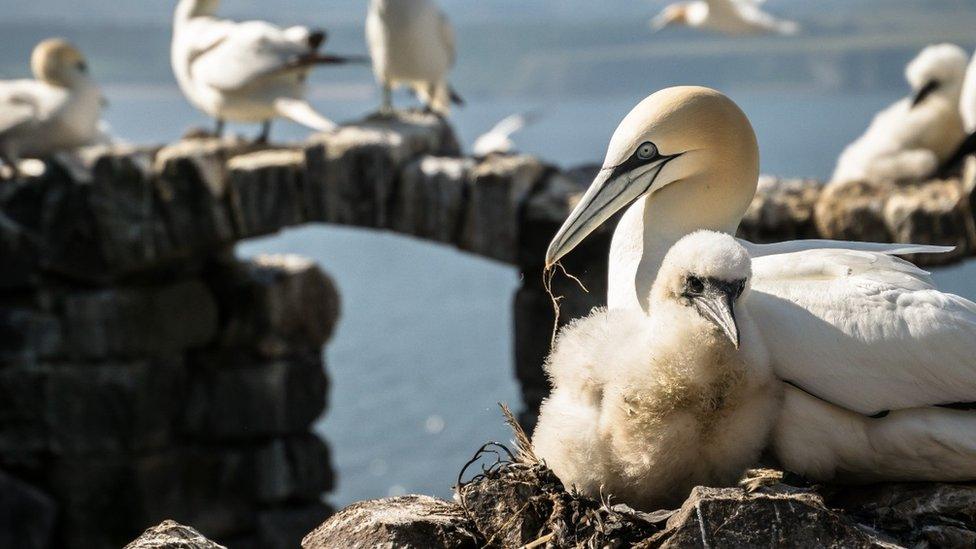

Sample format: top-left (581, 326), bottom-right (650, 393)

top-left (76, 61), bottom-right (87, 73)
top-left (636, 141), bottom-right (658, 161)
top-left (685, 276), bottom-right (704, 295)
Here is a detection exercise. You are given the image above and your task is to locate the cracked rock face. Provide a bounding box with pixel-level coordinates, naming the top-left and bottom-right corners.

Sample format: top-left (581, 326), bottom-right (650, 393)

top-left (124, 520), bottom-right (227, 549)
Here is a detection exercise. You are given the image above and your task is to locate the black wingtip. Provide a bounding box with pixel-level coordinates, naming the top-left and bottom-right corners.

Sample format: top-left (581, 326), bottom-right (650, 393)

top-left (308, 29), bottom-right (327, 50)
top-left (450, 86), bottom-right (465, 107)
top-left (936, 131), bottom-right (976, 178)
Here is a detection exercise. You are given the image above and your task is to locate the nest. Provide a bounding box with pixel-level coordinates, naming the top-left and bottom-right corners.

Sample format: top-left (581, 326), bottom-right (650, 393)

top-left (453, 405), bottom-right (671, 548)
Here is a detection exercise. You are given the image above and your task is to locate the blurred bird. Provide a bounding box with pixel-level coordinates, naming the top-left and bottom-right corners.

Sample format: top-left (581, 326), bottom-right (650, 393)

top-left (533, 231), bottom-right (780, 510)
top-left (0, 39), bottom-right (104, 179)
top-left (938, 50), bottom-right (976, 175)
top-left (471, 111), bottom-right (539, 157)
top-left (172, 0), bottom-right (365, 142)
top-left (544, 86), bottom-right (976, 483)
top-left (366, 0), bottom-right (462, 116)
top-left (651, 0), bottom-right (799, 36)
top-left (831, 43), bottom-right (968, 185)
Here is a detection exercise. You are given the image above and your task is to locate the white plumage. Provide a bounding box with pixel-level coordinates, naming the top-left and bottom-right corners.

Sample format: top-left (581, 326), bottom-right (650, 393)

top-left (544, 86), bottom-right (976, 483)
top-left (0, 39), bottom-right (104, 178)
top-left (831, 44), bottom-right (968, 185)
top-left (651, 0), bottom-right (799, 36)
top-left (534, 231), bottom-right (780, 510)
top-left (471, 112), bottom-right (538, 157)
top-left (366, 0), bottom-right (459, 116)
top-left (172, 0), bottom-right (352, 140)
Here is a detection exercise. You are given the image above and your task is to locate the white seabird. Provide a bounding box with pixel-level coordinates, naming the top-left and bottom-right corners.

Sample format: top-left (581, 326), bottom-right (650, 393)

top-left (651, 0), bottom-right (799, 36)
top-left (533, 230), bottom-right (780, 510)
top-left (172, 0), bottom-right (363, 142)
top-left (471, 111), bottom-right (539, 157)
top-left (0, 39), bottom-right (104, 179)
top-left (831, 43), bottom-right (968, 185)
top-left (544, 86), bottom-right (976, 482)
top-left (366, 0), bottom-right (462, 116)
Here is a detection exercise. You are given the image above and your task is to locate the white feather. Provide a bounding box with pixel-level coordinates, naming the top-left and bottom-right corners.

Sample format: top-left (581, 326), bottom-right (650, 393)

top-left (471, 112), bottom-right (538, 157)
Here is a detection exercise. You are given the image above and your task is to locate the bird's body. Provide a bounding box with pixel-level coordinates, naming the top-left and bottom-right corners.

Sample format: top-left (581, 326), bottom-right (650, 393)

top-left (172, 0), bottom-right (350, 139)
top-left (534, 232), bottom-right (780, 510)
top-left (545, 86), bottom-right (976, 483)
top-left (366, 0), bottom-right (458, 115)
top-left (831, 44), bottom-right (968, 185)
top-left (652, 0), bottom-right (798, 36)
top-left (0, 39), bottom-right (103, 175)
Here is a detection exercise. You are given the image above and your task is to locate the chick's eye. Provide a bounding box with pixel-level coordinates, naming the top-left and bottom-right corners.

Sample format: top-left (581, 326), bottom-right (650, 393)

top-left (636, 141), bottom-right (658, 161)
top-left (686, 276), bottom-right (704, 295)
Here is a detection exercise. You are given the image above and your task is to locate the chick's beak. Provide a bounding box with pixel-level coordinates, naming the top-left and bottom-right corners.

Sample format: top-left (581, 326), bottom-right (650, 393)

top-left (691, 281), bottom-right (741, 349)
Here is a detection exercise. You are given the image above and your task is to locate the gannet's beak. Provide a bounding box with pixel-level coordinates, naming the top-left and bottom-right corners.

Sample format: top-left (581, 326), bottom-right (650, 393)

top-left (544, 153), bottom-right (678, 268)
top-left (692, 279), bottom-right (742, 349)
top-left (911, 80), bottom-right (940, 107)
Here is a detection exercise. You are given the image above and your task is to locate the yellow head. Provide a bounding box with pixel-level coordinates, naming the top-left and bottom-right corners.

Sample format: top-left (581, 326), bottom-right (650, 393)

top-left (31, 38), bottom-right (90, 88)
top-left (546, 86), bottom-right (759, 267)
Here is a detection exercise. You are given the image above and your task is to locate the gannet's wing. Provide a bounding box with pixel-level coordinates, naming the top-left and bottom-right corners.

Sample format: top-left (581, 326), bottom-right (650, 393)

top-left (192, 21), bottom-right (314, 91)
top-left (0, 87), bottom-right (41, 138)
top-left (740, 238), bottom-right (952, 259)
top-left (748, 246), bottom-right (976, 416)
top-left (734, 2), bottom-right (800, 34)
top-left (472, 112), bottom-right (539, 156)
top-left (703, 0), bottom-right (742, 17)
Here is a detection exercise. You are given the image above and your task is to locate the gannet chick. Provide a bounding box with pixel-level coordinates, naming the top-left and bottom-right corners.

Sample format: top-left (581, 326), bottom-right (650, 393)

top-left (366, 0), bottom-right (462, 116)
top-left (0, 39), bottom-right (104, 179)
top-left (472, 111), bottom-right (539, 157)
top-left (652, 0), bottom-right (799, 36)
top-left (172, 0), bottom-right (363, 142)
top-left (533, 231), bottom-right (780, 510)
top-left (831, 43), bottom-right (968, 185)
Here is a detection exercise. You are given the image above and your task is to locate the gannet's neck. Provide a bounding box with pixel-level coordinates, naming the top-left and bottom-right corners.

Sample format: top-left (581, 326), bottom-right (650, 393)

top-left (176, 0), bottom-right (219, 22)
top-left (608, 177), bottom-right (750, 312)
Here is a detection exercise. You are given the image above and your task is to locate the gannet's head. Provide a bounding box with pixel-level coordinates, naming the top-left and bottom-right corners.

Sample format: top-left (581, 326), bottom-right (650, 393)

top-left (906, 43), bottom-right (968, 107)
top-left (31, 39), bottom-right (91, 88)
top-left (545, 86), bottom-right (759, 267)
top-left (652, 230), bottom-right (751, 348)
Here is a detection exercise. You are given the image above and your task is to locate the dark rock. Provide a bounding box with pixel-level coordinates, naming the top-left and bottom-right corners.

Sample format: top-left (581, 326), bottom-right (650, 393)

top-left (255, 503), bottom-right (333, 549)
top-left (0, 306), bottom-right (62, 363)
top-left (59, 281), bottom-right (218, 359)
top-left (184, 353), bottom-right (327, 439)
top-left (0, 470), bottom-right (57, 549)
top-left (815, 179), bottom-right (893, 244)
top-left (226, 150), bottom-right (307, 240)
top-left (0, 356), bottom-right (186, 459)
top-left (207, 254), bottom-right (340, 357)
top-left (883, 179), bottom-right (975, 265)
top-left (302, 495), bottom-right (479, 549)
top-left (739, 176), bottom-right (823, 242)
top-left (124, 520), bottom-right (227, 549)
top-left (644, 485), bottom-right (894, 548)
top-left (392, 156), bottom-right (472, 243)
top-left (461, 155), bottom-right (547, 263)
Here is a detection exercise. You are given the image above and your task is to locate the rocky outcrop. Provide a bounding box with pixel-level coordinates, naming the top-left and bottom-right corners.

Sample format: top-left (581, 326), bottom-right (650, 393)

top-left (124, 520), bottom-right (226, 549)
top-left (309, 450), bottom-right (976, 548)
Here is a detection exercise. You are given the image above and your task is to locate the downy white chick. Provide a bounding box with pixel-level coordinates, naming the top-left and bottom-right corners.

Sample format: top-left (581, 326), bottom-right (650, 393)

top-left (533, 231), bottom-right (781, 510)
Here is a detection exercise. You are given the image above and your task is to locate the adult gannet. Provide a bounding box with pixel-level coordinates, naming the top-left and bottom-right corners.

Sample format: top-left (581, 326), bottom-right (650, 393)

top-left (544, 86), bottom-right (976, 482)
top-left (471, 112), bottom-right (539, 157)
top-left (0, 39), bottom-right (104, 179)
top-left (831, 44), bottom-right (968, 185)
top-left (172, 0), bottom-right (363, 142)
top-left (366, 0), bottom-right (462, 116)
top-left (651, 0), bottom-right (799, 36)
top-left (533, 231), bottom-right (780, 510)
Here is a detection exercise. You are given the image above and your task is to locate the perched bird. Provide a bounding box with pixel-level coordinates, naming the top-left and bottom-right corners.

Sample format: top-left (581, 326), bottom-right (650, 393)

top-left (366, 0), bottom-right (462, 116)
top-left (938, 49), bottom-right (976, 175)
top-left (0, 39), bottom-right (104, 178)
top-left (544, 86), bottom-right (976, 482)
top-left (172, 0), bottom-right (363, 142)
top-left (471, 111), bottom-right (539, 157)
top-left (533, 231), bottom-right (780, 510)
top-left (651, 0), bottom-right (799, 36)
top-left (831, 44), bottom-right (968, 185)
